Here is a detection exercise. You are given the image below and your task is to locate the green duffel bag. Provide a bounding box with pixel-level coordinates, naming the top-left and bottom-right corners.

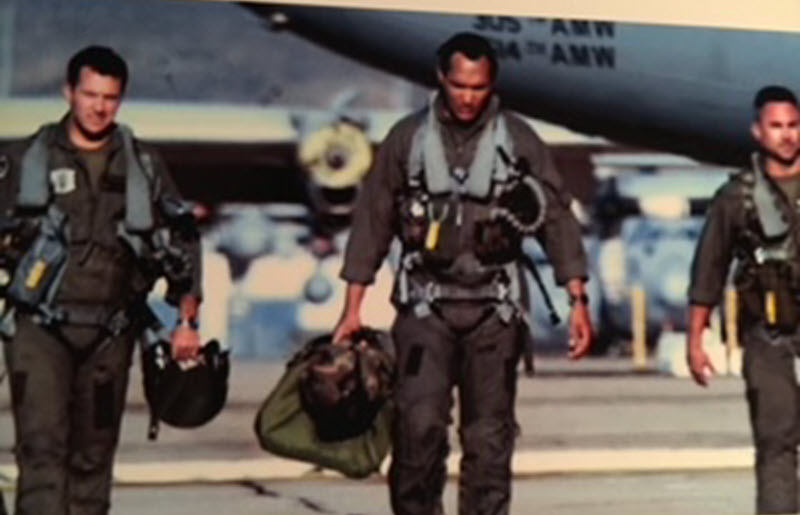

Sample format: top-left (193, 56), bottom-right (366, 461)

top-left (253, 330), bottom-right (394, 479)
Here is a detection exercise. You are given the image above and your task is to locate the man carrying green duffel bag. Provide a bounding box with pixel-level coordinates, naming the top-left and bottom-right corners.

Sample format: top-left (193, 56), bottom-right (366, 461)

top-left (253, 327), bottom-right (395, 479)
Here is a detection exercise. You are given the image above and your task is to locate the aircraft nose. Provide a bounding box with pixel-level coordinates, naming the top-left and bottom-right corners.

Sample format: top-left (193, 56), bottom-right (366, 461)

top-left (303, 272), bottom-right (334, 304)
top-left (325, 145), bottom-right (349, 170)
top-left (217, 210), bottom-right (277, 259)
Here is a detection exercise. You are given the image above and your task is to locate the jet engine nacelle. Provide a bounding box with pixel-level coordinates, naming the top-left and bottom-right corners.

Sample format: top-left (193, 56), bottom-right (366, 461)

top-left (297, 120), bottom-right (372, 223)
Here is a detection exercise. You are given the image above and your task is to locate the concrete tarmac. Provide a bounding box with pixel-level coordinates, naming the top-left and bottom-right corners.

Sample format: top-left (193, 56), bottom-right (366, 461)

top-left (0, 355), bottom-right (765, 514)
top-left (2, 471), bottom-right (759, 515)
top-left (1, 355), bottom-right (752, 464)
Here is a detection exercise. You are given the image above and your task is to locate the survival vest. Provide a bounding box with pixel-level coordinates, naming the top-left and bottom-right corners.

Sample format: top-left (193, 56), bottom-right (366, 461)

top-left (395, 94), bottom-right (554, 324)
top-left (1, 123), bottom-right (192, 332)
top-left (732, 153), bottom-right (800, 330)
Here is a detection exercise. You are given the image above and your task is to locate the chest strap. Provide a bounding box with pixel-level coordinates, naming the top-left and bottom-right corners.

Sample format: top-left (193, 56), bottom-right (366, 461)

top-left (751, 153), bottom-right (790, 239)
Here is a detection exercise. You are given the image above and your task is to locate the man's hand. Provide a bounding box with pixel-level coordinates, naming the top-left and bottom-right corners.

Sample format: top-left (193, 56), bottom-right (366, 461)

top-left (565, 279), bottom-right (592, 360)
top-left (172, 294), bottom-right (201, 361)
top-left (332, 283), bottom-right (367, 344)
top-left (171, 322), bottom-right (201, 361)
top-left (686, 304), bottom-right (714, 387)
top-left (332, 311), bottom-right (362, 345)
top-left (687, 346), bottom-right (716, 387)
top-left (568, 301), bottom-right (592, 359)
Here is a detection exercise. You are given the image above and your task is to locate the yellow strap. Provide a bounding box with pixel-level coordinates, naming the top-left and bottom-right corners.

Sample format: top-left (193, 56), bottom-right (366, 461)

top-left (765, 290), bottom-right (777, 325)
top-left (425, 220), bottom-right (441, 250)
top-left (25, 260), bottom-right (47, 290)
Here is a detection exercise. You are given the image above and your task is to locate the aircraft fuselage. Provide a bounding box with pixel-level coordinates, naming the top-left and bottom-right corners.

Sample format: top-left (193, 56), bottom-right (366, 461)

top-left (255, 4), bottom-right (800, 164)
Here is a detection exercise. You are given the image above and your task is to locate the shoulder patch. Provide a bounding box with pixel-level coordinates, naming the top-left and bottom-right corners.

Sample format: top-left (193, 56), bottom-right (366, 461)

top-left (0, 154), bottom-right (8, 180)
top-left (49, 167), bottom-right (77, 195)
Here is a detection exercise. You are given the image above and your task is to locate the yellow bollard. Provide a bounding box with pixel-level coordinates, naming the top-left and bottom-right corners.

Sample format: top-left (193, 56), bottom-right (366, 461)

top-left (724, 288), bottom-right (739, 353)
top-left (631, 285), bottom-right (647, 370)
top-left (724, 287), bottom-right (741, 376)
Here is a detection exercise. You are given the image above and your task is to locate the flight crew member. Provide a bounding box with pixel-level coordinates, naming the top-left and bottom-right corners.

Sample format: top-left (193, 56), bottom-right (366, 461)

top-left (333, 33), bottom-right (593, 515)
top-left (687, 85), bottom-right (800, 514)
top-left (0, 45), bottom-right (202, 515)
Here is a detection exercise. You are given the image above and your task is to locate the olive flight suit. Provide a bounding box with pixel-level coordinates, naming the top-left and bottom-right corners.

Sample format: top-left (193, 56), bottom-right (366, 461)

top-left (690, 156), bottom-right (800, 514)
top-left (0, 118), bottom-right (201, 515)
top-left (341, 94), bottom-right (587, 515)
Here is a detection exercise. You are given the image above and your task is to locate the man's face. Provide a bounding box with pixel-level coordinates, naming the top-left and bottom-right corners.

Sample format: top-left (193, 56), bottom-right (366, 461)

top-left (751, 101), bottom-right (800, 164)
top-left (437, 52), bottom-right (493, 124)
top-left (63, 66), bottom-right (123, 141)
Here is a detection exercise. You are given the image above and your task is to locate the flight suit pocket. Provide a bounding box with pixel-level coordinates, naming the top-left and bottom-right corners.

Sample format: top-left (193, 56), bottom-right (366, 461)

top-left (398, 194), bottom-right (428, 250)
top-left (404, 345), bottom-right (424, 377)
top-left (11, 371), bottom-right (26, 408)
top-left (474, 219), bottom-right (520, 265)
top-left (94, 379), bottom-right (115, 430)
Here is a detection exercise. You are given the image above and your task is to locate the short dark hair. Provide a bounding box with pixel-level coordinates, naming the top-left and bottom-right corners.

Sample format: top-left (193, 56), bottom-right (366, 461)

top-left (66, 45), bottom-right (129, 93)
top-left (753, 85), bottom-right (798, 119)
top-left (437, 32), bottom-right (498, 81)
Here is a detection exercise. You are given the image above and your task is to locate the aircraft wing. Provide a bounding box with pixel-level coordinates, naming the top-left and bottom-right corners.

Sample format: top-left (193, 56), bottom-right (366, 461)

top-left (0, 97), bottom-right (409, 208)
top-left (0, 97), bottom-right (610, 208)
top-left (246, 4), bottom-right (794, 165)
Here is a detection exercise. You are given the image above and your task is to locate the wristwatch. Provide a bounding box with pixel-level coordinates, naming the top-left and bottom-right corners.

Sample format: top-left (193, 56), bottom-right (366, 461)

top-left (567, 293), bottom-right (589, 307)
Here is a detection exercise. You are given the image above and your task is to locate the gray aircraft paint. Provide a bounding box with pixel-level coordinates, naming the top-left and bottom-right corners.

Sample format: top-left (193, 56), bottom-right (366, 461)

top-left (254, 4), bottom-right (799, 163)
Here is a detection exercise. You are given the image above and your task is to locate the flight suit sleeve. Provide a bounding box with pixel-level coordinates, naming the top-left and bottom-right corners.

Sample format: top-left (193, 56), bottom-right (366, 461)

top-left (147, 147), bottom-right (203, 304)
top-left (0, 142), bottom-right (25, 218)
top-left (0, 142), bottom-right (30, 259)
top-left (340, 122), bottom-right (410, 285)
top-left (511, 119), bottom-right (587, 285)
top-left (688, 183), bottom-right (738, 306)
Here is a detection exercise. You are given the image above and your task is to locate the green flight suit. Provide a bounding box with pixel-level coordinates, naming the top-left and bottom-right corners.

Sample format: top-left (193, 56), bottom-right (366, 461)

top-left (0, 118), bottom-right (201, 515)
top-left (690, 156), bottom-right (800, 514)
top-left (341, 95), bottom-right (587, 515)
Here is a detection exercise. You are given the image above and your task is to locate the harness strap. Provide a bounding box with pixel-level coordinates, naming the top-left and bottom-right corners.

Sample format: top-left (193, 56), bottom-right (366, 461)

top-left (17, 127), bottom-right (52, 209)
top-left (407, 93), bottom-right (514, 199)
top-left (119, 124), bottom-right (155, 232)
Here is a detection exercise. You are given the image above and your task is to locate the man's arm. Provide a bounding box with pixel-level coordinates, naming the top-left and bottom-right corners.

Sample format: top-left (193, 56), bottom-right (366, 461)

top-left (150, 150), bottom-right (203, 303)
top-left (334, 118), bottom-right (413, 341)
top-left (685, 182), bottom-right (738, 386)
top-left (526, 133), bottom-right (588, 286)
top-left (0, 145), bottom-right (21, 216)
top-left (0, 142), bottom-right (32, 284)
top-left (528, 144), bottom-right (592, 359)
top-left (510, 117), bottom-right (592, 357)
top-left (687, 304), bottom-right (715, 386)
top-left (147, 148), bottom-right (203, 360)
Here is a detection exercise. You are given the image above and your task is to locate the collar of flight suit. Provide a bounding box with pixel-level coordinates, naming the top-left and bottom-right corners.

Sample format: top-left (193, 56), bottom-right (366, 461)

top-left (421, 92), bottom-right (506, 199)
top-left (433, 91), bottom-right (500, 145)
top-left (751, 151), bottom-right (793, 240)
top-left (20, 114), bottom-right (153, 232)
top-left (51, 113), bottom-right (124, 157)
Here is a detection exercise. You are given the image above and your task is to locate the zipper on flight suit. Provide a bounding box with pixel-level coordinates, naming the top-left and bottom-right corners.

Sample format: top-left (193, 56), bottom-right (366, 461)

top-left (72, 153), bottom-right (101, 266)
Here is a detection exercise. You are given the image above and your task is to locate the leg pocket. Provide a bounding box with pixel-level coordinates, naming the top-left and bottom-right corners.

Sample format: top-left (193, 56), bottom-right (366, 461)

top-left (11, 372), bottom-right (27, 408)
top-left (93, 379), bottom-right (115, 430)
top-left (404, 344), bottom-right (424, 377)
